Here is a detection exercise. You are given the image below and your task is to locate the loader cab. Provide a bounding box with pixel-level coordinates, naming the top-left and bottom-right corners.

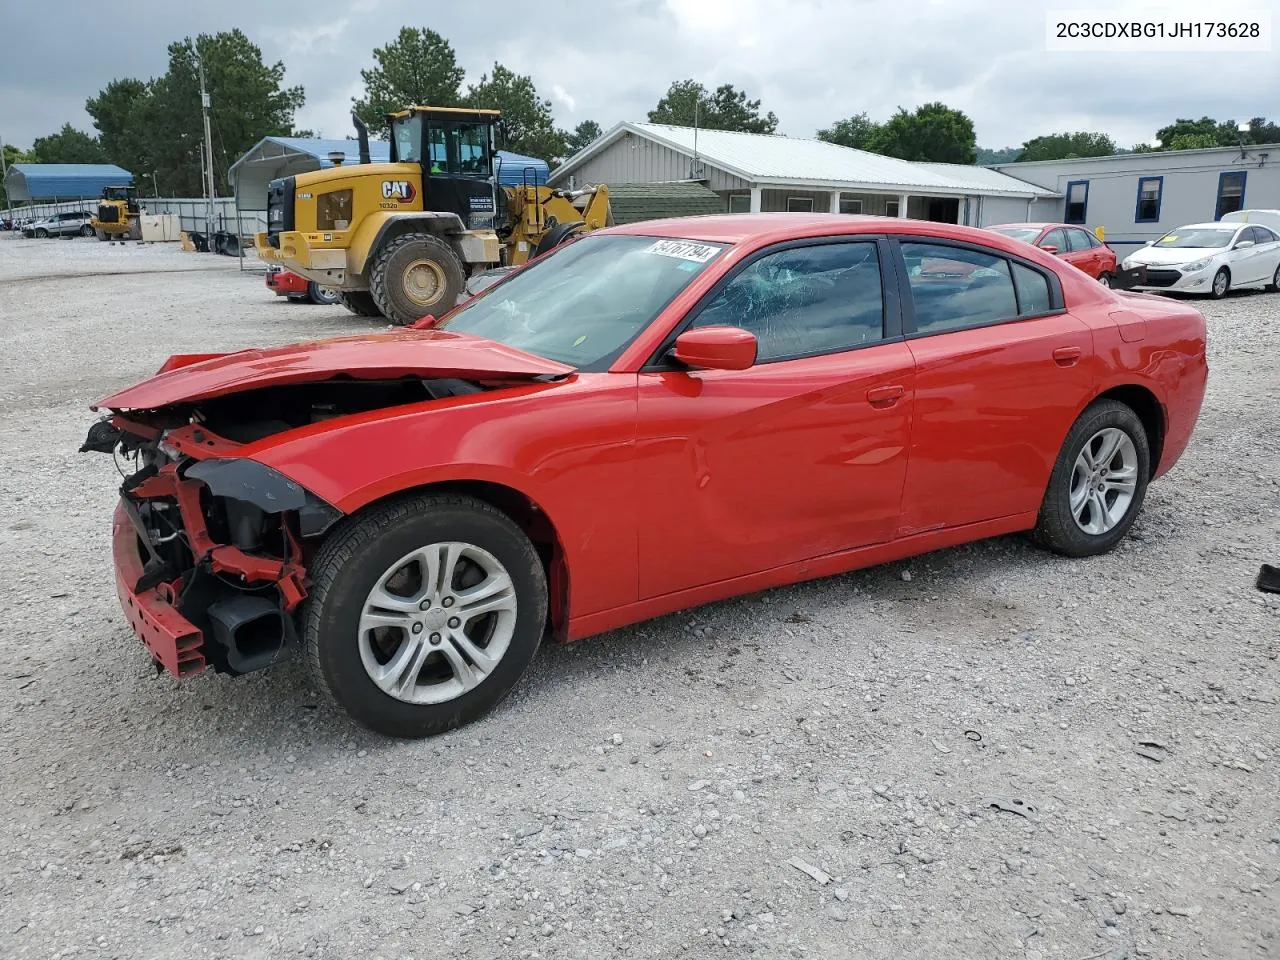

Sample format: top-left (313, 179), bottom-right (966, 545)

top-left (388, 106), bottom-right (499, 231)
top-left (101, 185), bottom-right (139, 215)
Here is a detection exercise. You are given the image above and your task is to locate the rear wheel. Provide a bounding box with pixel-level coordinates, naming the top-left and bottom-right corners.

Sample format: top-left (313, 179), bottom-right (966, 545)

top-left (337, 290), bottom-right (382, 318)
top-left (1097, 272), bottom-right (1112, 288)
top-left (80, 224), bottom-right (94, 237)
top-left (33, 228), bottom-right (47, 239)
top-left (1034, 399), bottom-right (1150, 557)
top-left (304, 493), bottom-right (547, 738)
top-left (307, 281), bottom-right (340, 305)
top-left (1210, 267), bottom-right (1230, 299)
top-left (1268, 263), bottom-right (1280, 292)
top-left (370, 233), bottom-right (465, 326)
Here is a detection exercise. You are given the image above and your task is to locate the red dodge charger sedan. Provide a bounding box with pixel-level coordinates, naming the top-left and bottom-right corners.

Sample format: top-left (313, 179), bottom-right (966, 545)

top-left (84, 215), bottom-right (1207, 737)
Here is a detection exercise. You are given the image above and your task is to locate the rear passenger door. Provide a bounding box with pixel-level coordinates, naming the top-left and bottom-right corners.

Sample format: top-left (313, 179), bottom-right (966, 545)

top-left (1064, 228), bottom-right (1104, 277)
top-left (893, 240), bottom-right (1097, 535)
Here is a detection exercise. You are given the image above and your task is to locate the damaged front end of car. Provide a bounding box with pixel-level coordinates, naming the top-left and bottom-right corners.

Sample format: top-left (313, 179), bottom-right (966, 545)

top-left (82, 412), bottom-right (343, 678)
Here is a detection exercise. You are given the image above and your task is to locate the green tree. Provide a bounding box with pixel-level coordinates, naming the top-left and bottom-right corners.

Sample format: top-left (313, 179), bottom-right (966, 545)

top-left (1015, 131), bottom-right (1116, 162)
top-left (561, 120), bottom-right (602, 156)
top-left (142, 29), bottom-right (304, 196)
top-left (1154, 116), bottom-right (1238, 149)
top-left (29, 124), bottom-right (108, 164)
top-left (464, 63), bottom-right (565, 162)
top-left (867, 102), bottom-right (976, 164)
top-left (976, 146), bottom-right (1020, 164)
top-left (1, 142), bottom-right (31, 206)
top-left (353, 27), bottom-right (464, 135)
top-left (648, 80), bottom-right (778, 133)
top-left (817, 112), bottom-right (879, 150)
top-left (86, 78), bottom-right (152, 176)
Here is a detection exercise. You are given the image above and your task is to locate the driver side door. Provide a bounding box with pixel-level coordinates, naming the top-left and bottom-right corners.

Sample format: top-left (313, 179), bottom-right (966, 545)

top-left (633, 238), bottom-right (916, 599)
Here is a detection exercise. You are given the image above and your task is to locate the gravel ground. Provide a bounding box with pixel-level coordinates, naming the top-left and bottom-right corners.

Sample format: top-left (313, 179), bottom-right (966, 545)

top-left (1, 232), bottom-right (1277, 960)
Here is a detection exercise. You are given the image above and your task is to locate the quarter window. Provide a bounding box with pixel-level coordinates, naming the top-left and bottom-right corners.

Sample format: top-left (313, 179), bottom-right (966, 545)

top-left (1215, 172), bottom-right (1246, 219)
top-left (1135, 177), bottom-right (1162, 223)
top-left (690, 242), bottom-right (884, 361)
top-left (1065, 180), bottom-right (1089, 224)
top-left (1012, 263), bottom-right (1052, 315)
top-left (900, 242), bottom-right (1019, 334)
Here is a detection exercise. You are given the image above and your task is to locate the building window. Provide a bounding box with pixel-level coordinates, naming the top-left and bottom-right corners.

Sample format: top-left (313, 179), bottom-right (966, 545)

top-left (786, 196), bottom-right (815, 212)
top-left (1065, 180), bottom-right (1089, 224)
top-left (727, 194), bottom-right (751, 213)
top-left (1134, 176), bottom-right (1163, 223)
top-left (1215, 171), bottom-right (1246, 220)
top-left (839, 196), bottom-right (863, 214)
top-left (885, 199), bottom-right (900, 217)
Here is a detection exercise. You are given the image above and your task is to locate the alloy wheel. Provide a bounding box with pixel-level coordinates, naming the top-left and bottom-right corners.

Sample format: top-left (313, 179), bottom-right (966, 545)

top-left (358, 541), bottom-right (518, 704)
top-left (1069, 427), bottom-right (1138, 535)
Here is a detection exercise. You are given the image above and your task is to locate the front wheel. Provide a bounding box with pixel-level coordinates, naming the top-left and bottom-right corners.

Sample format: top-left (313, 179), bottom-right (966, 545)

top-left (337, 290), bottom-right (382, 318)
top-left (304, 493), bottom-right (548, 738)
top-left (307, 281), bottom-right (340, 305)
top-left (370, 233), bottom-right (465, 326)
top-left (80, 224), bottom-right (95, 237)
top-left (33, 228), bottom-right (47, 239)
top-left (1033, 399), bottom-right (1150, 557)
top-left (1210, 267), bottom-right (1230, 299)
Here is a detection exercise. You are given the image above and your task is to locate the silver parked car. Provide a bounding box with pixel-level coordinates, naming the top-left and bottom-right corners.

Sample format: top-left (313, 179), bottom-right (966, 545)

top-left (23, 210), bottom-right (95, 239)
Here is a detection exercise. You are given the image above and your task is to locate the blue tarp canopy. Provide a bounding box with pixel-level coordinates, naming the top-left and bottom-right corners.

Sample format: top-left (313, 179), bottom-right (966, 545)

top-left (4, 163), bottom-right (132, 201)
top-left (229, 136), bottom-right (552, 206)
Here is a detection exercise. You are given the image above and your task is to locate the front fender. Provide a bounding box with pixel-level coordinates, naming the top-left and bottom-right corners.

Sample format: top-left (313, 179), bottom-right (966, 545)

top-left (349, 211), bottom-right (466, 275)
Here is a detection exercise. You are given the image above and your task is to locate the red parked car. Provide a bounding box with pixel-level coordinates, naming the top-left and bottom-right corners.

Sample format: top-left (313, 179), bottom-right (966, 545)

top-left (266, 265), bottom-right (339, 304)
top-left (84, 215), bottom-right (1207, 738)
top-left (988, 222), bottom-right (1118, 286)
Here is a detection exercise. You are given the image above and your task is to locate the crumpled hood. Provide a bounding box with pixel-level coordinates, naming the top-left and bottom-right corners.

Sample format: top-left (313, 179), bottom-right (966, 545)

top-left (1125, 245), bottom-right (1223, 267)
top-left (92, 329), bottom-right (574, 411)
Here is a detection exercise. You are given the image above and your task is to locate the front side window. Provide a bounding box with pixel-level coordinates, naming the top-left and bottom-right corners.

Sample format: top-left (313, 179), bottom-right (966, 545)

top-left (1215, 172), bottom-right (1246, 219)
top-left (427, 122), bottom-right (492, 177)
top-left (440, 234), bottom-right (725, 367)
top-left (1135, 177), bottom-right (1162, 223)
top-left (1065, 180), bottom-right (1089, 224)
top-left (689, 241), bottom-right (884, 362)
top-left (1041, 228), bottom-right (1067, 251)
top-left (901, 242), bottom-right (1018, 334)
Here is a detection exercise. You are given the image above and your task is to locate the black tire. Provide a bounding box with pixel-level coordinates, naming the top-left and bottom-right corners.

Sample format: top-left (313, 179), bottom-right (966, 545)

top-left (337, 290), bottom-right (382, 318)
top-left (1034, 399), bottom-right (1150, 558)
top-left (1097, 272), bottom-right (1112, 288)
top-left (304, 493), bottom-right (548, 738)
top-left (307, 281), bottom-right (340, 305)
top-left (370, 233), bottom-right (465, 326)
top-left (94, 227), bottom-right (108, 241)
top-left (80, 223), bottom-right (94, 237)
top-left (33, 228), bottom-right (47, 239)
top-left (1267, 263), bottom-right (1280, 292)
top-left (532, 221), bottom-right (585, 258)
top-left (1209, 267), bottom-right (1230, 299)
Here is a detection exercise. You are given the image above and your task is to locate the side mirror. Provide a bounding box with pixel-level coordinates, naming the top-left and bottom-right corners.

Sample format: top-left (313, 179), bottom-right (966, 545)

top-left (672, 326), bottom-right (757, 371)
top-left (1039, 244), bottom-right (1059, 254)
top-left (1234, 239), bottom-right (1255, 249)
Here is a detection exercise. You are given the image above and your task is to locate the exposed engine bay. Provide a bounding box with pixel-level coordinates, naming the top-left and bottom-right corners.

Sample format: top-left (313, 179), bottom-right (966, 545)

top-left (83, 375), bottom-right (489, 678)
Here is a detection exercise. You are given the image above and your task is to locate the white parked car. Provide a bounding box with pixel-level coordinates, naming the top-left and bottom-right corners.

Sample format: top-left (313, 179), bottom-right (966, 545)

top-left (1122, 219), bottom-right (1280, 298)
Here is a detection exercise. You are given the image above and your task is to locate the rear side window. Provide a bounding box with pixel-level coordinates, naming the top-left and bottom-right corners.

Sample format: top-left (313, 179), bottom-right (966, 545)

top-left (690, 241), bottom-right (884, 361)
top-left (1256, 226), bottom-right (1279, 243)
top-left (1066, 229), bottom-right (1093, 252)
top-left (900, 242), bottom-right (1018, 334)
top-left (1012, 263), bottom-right (1052, 315)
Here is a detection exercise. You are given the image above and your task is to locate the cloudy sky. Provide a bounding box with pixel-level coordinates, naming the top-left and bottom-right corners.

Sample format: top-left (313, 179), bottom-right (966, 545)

top-left (1, 0), bottom-right (1275, 152)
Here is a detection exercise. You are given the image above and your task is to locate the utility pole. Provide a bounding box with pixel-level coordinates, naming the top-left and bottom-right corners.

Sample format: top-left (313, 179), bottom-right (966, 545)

top-left (198, 55), bottom-right (216, 239)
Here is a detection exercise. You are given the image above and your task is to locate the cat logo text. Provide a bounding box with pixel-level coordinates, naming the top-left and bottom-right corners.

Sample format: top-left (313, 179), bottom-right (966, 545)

top-left (381, 181), bottom-right (417, 203)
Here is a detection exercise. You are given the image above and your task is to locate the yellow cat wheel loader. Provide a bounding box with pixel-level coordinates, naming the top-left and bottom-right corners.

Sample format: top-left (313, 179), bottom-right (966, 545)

top-left (255, 106), bottom-right (610, 325)
top-left (91, 185), bottom-right (141, 241)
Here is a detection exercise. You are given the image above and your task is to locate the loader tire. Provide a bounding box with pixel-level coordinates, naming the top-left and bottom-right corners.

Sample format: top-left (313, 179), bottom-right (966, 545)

top-left (338, 290), bottom-right (383, 318)
top-left (371, 233), bottom-right (465, 326)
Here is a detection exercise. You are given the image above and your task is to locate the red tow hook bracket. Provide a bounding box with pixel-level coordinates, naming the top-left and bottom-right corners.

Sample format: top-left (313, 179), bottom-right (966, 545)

top-left (409, 314), bottom-right (438, 330)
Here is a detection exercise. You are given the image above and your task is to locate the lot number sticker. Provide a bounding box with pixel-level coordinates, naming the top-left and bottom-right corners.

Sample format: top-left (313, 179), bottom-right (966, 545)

top-left (645, 239), bottom-right (722, 263)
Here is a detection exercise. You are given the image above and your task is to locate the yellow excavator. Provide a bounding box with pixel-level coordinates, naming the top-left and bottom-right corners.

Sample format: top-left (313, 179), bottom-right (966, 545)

top-left (91, 185), bottom-right (141, 241)
top-left (255, 106), bottom-right (613, 325)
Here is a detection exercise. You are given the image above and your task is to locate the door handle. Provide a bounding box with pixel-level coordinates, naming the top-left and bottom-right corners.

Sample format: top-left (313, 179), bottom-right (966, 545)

top-left (1052, 346), bottom-right (1082, 366)
top-left (866, 384), bottom-right (905, 407)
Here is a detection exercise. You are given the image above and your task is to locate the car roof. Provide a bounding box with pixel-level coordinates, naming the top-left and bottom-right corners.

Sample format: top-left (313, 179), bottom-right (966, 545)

top-left (987, 222), bottom-right (1084, 231)
top-left (1172, 222), bottom-right (1241, 231)
top-left (600, 213), bottom-right (1023, 247)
